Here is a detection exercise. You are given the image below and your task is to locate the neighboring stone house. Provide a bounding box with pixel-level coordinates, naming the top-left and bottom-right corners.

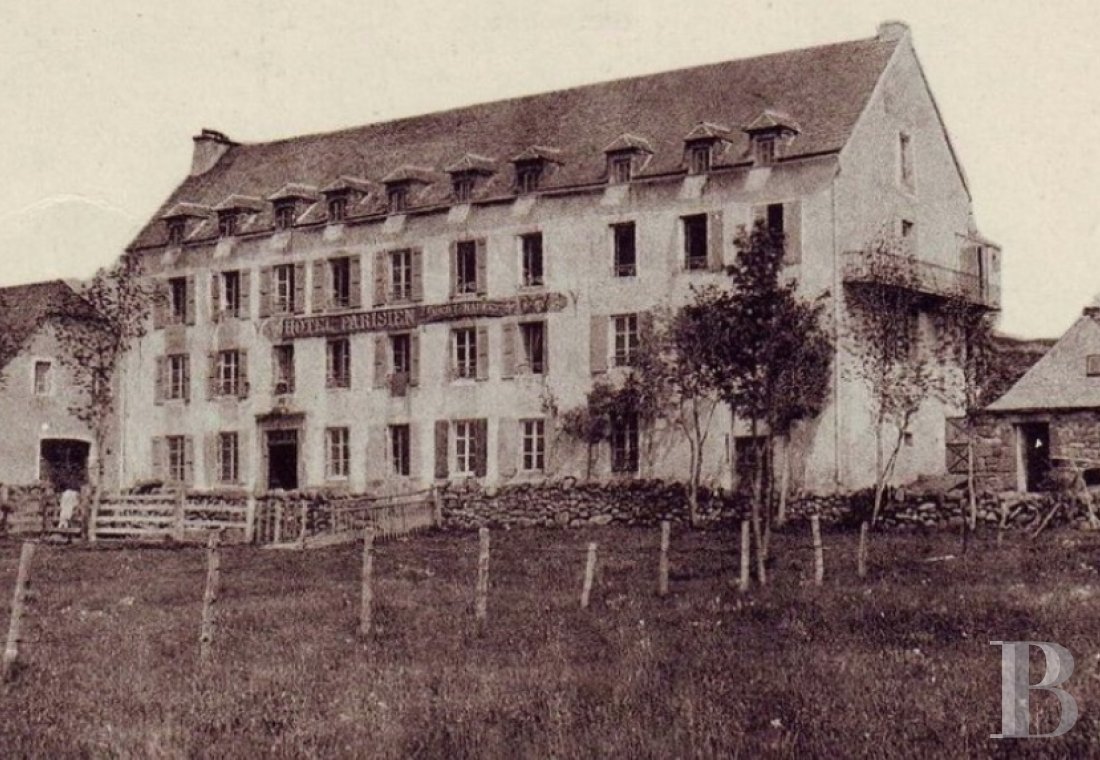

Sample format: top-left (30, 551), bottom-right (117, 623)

top-left (962, 307), bottom-right (1100, 493)
top-left (116, 21), bottom-right (999, 495)
top-left (0, 280), bottom-right (102, 490)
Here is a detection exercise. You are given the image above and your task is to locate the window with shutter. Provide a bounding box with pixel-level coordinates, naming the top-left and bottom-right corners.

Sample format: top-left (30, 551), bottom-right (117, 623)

top-left (390, 424), bottom-right (411, 477)
top-left (454, 241), bottom-right (478, 295)
top-left (612, 222), bottom-right (636, 277)
top-left (520, 233), bottom-right (544, 287)
top-left (682, 214), bottom-right (708, 271)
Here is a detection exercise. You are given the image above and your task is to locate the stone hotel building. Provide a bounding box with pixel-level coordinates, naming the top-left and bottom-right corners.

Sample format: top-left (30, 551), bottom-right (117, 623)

top-left (115, 22), bottom-right (1000, 495)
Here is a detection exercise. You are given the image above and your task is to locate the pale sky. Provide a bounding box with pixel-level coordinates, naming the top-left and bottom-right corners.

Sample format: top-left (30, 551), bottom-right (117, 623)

top-left (1, 0), bottom-right (1097, 338)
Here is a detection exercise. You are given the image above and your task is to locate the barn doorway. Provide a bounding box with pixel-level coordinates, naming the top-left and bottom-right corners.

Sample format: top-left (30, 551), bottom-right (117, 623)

top-left (1018, 422), bottom-right (1051, 492)
top-left (266, 429), bottom-right (299, 491)
top-left (39, 439), bottom-right (90, 491)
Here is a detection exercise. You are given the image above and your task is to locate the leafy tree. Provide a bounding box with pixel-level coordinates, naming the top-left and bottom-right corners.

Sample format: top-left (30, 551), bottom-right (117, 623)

top-left (53, 252), bottom-right (153, 503)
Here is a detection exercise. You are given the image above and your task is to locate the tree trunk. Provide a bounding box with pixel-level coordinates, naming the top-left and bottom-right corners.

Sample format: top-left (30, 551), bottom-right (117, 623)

top-left (688, 438), bottom-right (701, 528)
top-left (776, 437), bottom-right (790, 527)
top-left (750, 421), bottom-right (766, 585)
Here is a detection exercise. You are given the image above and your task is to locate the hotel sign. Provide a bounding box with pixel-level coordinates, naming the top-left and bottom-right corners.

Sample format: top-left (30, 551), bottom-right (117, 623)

top-left (273, 292), bottom-right (569, 340)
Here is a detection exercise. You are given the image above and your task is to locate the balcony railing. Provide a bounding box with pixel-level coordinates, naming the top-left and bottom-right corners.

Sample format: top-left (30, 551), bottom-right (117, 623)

top-left (842, 250), bottom-right (1000, 309)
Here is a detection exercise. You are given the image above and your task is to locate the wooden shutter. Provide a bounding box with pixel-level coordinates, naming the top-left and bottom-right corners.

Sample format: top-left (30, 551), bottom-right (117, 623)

top-left (410, 248), bottom-right (424, 302)
top-left (239, 269), bottom-right (251, 319)
top-left (476, 326), bottom-right (489, 380)
top-left (946, 443), bottom-right (968, 475)
top-left (474, 419), bottom-right (489, 477)
top-left (182, 356), bottom-right (191, 402)
top-left (204, 432), bottom-right (218, 486)
top-left (312, 259), bottom-right (327, 314)
top-left (184, 275), bottom-right (196, 325)
top-left (348, 255), bottom-right (362, 309)
top-left (500, 322), bottom-right (517, 379)
top-left (210, 272), bottom-right (222, 322)
top-left (434, 420), bottom-right (449, 480)
top-left (542, 321), bottom-right (550, 374)
top-left (153, 280), bottom-right (168, 329)
top-left (475, 238), bottom-right (488, 296)
top-left (373, 250), bottom-right (387, 306)
top-left (707, 210), bottom-right (724, 271)
top-left (783, 200), bottom-right (802, 264)
top-left (183, 436), bottom-right (195, 485)
top-left (365, 424), bottom-right (387, 484)
top-left (590, 315), bottom-right (608, 374)
top-left (409, 332), bottom-right (420, 387)
top-left (293, 262), bottom-right (306, 314)
top-left (238, 350), bottom-right (249, 398)
top-left (408, 423), bottom-right (420, 482)
top-left (373, 335), bottom-right (388, 389)
top-left (258, 267), bottom-right (272, 318)
top-left (237, 433), bottom-right (249, 486)
top-left (154, 356), bottom-right (165, 404)
top-left (207, 352), bottom-right (218, 399)
top-left (752, 205), bottom-right (767, 230)
top-left (498, 418), bottom-right (517, 478)
top-left (151, 437), bottom-right (165, 480)
top-left (448, 241), bottom-right (457, 297)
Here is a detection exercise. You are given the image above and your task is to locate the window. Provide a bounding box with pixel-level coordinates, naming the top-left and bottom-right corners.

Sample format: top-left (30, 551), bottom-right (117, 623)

top-left (755, 136), bottom-right (777, 165)
top-left (610, 412), bottom-right (639, 473)
top-left (682, 214), bottom-right (709, 270)
top-left (274, 203), bottom-right (295, 231)
top-left (452, 327), bottom-right (477, 379)
top-left (391, 333), bottom-right (412, 377)
top-left (387, 185), bottom-right (408, 213)
top-left (613, 314), bottom-right (639, 367)
top-left (1087, 355), bottom-right (1100, 377)
top-left (167, 354), bottom-right (189, 400)
top-left (517, 233), bottom-right (544, 287)
top-left (167, 220), bottom-right (185, 246)
top-left (273, 264), bottom-right (295, 314)
top-left (167, 436), bottom-right (188, 483)
top-left (609, 155), bottom-right (633, 184)
top-left (330, 257), bottom-right (352, 309)
top-left (390, 249), bottom-right (413, 302)
top-left (390, 424), bottom-right (411, 477)
top-left (214, 350), bottom-right (244, 397)
top-left (326, 338), bottom-right (351, 388)
top-left (221, 270), bottom-right (241, 318)
top-left (901, 219), bottom-right (915, 238)
top-left (454, 420), bottom-right (476, 475)
top-left (612, 222), bottom-right (636, 277)
top-left (520, 322), bottom-right (546, 374)
top-left (273, 344), bottom-right (295, 394)
top-left (217, 432), bottom-right (239, 483)
top-left (521, 419), bottom-right (545, 472)
top-left (327, 194), bottom-right (347, 223)
top-left (516, 162), bottom-right (542, 194)
top-left (767, 204), bottom-right (785, 237)
top-left (455, 240), bottom-right (478, 295)
top-left (899, 131), bottom-right (914, 190)
top-left (168, 277), bottom-right (188, 323)
top-left (33, 360), bottom-right (52, 396)
top-left (217, 211), bottom-right (237, 238)
top-left (688, 143), bottom-right (711, 174)
top-left (325, 427), bottom-right (350, 479)
top-left (453, 175), bottom-right (474, 203)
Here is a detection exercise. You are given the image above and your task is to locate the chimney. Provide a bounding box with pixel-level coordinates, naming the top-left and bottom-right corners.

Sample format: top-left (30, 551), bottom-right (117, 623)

top-left (877, 20), bottom-right (910, 42)
top-left (190, 128), bottom-right (235, 176)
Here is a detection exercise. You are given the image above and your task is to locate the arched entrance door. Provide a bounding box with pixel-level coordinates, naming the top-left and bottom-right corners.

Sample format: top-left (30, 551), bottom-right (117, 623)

top-left (39, 439), bottom-right (90, 491)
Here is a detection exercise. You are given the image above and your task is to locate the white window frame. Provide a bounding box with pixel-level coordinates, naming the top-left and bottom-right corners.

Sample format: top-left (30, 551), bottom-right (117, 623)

top-left (521, 419), bottom-right (546, 472)
top-left (520, 232), bottom-right (544, 288)
top-left (612, 314), bottom-right (639, 367)
top-left (390, 249), bottom-right (413, 302)
top-left (454, 420), bottom-right (476, 476)
top-left (168, 277), bottom-right (188, 323)
top-left (455, 240), bottom-right (478, 295)
top-left (274, 264), bottom-right (294, 314)
top-left (452, 327), bottom-right (477, 380)
top-left (216, 350), bottom-right (241, 396)
top-left (273, 344), bottom-right (294, 394)
top-left (32, 359), bottom-right (52, 397)
top-left (520, 321), bottom-right (546, 375)
top-left (325, 427), bottom-right (350, 480)
top-left (167, 435), bottom-right (187, 482)
top-left (390, 424), bottom-right (411, 477)
top-left (167, 354), bottom-right (188, 400)
top-left (217, 431), bottom-right (239, 484)
top-left (330, 257), bottom-right (352, 310)
top-left (326, 338), bottom-right (351, 388)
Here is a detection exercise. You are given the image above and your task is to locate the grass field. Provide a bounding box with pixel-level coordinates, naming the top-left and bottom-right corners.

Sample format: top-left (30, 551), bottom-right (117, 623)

top-left (1, 525), bottom-right (1099, 758)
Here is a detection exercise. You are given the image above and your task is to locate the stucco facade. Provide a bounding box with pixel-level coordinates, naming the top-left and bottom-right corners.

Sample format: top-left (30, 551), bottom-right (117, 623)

top-left (115, 23), bottom-right (999, 496)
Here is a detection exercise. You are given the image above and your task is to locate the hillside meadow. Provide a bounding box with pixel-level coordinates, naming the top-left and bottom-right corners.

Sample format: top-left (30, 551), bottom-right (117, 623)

top-left (0, 526), bottom-right (1099, 758)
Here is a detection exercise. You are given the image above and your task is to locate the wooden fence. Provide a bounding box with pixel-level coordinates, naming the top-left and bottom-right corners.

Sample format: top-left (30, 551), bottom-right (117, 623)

top-left (0, 491), bottom-right (60, 536)
top-left (90, 493), bottom-right (252, 544)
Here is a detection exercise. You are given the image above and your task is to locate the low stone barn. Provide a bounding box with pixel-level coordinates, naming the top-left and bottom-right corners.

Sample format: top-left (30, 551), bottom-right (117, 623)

top-left (960, 306), bottom-right (1100, 492)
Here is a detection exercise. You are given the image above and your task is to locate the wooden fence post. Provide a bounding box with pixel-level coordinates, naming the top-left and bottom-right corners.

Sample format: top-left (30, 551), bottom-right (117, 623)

top-left (244, 494), bottom-right (257, 545)
top-left (199, 532), bottom-right (221, 665)
top-left (658, 521), bottom-right (670, 597)
top-left (739, 519), bottom-right (751, 592)
top-left (431, 487), bottom-right (444, 527)
top-left (174, 488), bottom-right (186, 542)
top-left (857, 521), bottom-right (869, 579)
top-left (811, 515), bottom-right (824, 587)
top-left (297, 502), bottom-right (308, 550)
top-left (475, 527), bottom-right (490, 634)
top-left (3, 542), bottom-right (37, 681)
top-left (359, 527), bottom-right (375, 638)
top-left (273, 502), bottom-right (283, 544)
top-left (581, 542), bottom-right (598, 609)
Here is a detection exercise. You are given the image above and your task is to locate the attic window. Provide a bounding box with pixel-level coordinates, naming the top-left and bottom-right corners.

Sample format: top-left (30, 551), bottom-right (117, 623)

top-left (516, 162), bottom-right (543, 194)
top-left (274, 202), bottom-right (296, 231)
top-left (387, 185), bottom-right (409, 213)
top-left (1087, 355), bottom-right (1100, 377)
top-left (754, 136), bottom-right (777, 166)
top-left (899, 131), bottom-right (915, 190)
top-left (217, 211), bottom-right (238, 238)
top-left (166, 220), bottom-right (185, 246)
top-left (327, 195), bottom-right (347, 223)
top-left (452, 175), bottom-right (475, 203)
top-left (608, 155), bottom-right (634, 184)
top-left (687, 143), bottom-right (712, 175)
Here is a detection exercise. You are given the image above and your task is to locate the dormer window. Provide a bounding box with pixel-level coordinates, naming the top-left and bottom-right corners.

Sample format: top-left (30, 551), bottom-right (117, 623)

top-left (602, 134), bottom-right (652, 186)
top-left (327, 195), bottom-right (347, 223)
top-left (509, 147), bottom-right (561, 196)
top-left (166, 220), bottom-right (186, 246)
top-left (743, 112), bottom-right (800, 168)
top-left (609, 155), bottom-right (634, 184)
top-left (452, 175), bottom-right (475, 203)
top-left (445, 154), bottom-right (496, 206)
top-left (274, 202), bottom-right (296, 231)
top-left (516, 162), bottom-right (542, 194)
top-left (754, 136), bottom-right (777, 166)
top-left (688, 143), bottom-right (712, 175)
top-left (217, 211), bottom-right (238, 238)
top-left (387, 184), bottom-right (409, 213)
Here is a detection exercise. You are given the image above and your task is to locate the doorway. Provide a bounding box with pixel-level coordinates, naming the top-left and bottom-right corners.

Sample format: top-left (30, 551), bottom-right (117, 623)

top-left (1018, 422), bottom-right (1051, 492)
top-left (40, 439), bottom-right (90, 491)
top-left (266, 429), bottom-right (299, 490)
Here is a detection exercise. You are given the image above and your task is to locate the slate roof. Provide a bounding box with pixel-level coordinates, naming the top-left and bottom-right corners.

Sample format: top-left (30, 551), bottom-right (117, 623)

top-left (0, 280), bottom-right (99, 367)
top-left (129, 33), bottom-right (900, 250)
top-left (987, 314), bottom-right (1100, 412)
